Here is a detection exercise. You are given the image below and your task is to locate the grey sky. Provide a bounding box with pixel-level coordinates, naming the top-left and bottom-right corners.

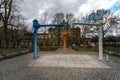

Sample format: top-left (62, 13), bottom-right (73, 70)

top-left (20, 0), bottom-right (86, 27)
top-left (20, 0), bottom-right (119, 29)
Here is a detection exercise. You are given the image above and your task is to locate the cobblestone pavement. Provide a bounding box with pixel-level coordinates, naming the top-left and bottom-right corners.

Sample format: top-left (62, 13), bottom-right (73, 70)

top-left (0, 48), bottom-right (120, 80)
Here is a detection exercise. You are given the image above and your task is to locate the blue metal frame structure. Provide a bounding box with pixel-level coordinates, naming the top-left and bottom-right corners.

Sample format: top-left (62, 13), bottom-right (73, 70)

top-left (33, 19), bottom-right (67, 59)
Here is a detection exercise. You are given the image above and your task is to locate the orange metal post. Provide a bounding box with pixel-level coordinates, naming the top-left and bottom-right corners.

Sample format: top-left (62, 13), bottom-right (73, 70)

top-left (62, 31), bottom-right (71, 54)
top-left (63, 34), bottom-right (66, 54)
top-left (62, 31), bottom-right (67, 54)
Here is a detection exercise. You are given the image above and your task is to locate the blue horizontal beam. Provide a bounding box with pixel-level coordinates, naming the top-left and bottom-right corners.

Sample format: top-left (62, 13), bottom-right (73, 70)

top-left (33, 19), bottom-right (67, 30)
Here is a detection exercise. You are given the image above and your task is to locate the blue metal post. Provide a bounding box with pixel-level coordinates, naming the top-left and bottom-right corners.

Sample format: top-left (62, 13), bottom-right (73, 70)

top-left (33, 28), bottom-right (38, 59)
top-left (33, 19), bottom-right (40, 59)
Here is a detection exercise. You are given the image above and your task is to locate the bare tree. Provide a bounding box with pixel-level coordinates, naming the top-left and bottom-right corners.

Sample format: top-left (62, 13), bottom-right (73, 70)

top-left (0, 0), bottom-right (24, 48)
top-left (3, 0), bottom-right (13, 48)
top-left (82, 9), bottom-right (120, 47)
top-left (53, 12), bottom-right (64, 24)
top-left (84, 9), bottom-right (119, 37)
top-left (53, 12), bottom-right (64, 46)
top-left (104, 15), bottom-right (120, 36)
top-left (66, 13), bottom-right (73, 23)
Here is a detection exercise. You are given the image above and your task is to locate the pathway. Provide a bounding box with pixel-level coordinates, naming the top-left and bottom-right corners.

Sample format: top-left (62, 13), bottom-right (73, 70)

top-left (0, 48), bottom-right (120, 80)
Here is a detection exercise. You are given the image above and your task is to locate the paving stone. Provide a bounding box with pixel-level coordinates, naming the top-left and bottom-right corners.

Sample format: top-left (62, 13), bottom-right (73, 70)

top-left (29, 54), bottom-right (110, 68)
top-left (0, 48), bottom-right (120, 80)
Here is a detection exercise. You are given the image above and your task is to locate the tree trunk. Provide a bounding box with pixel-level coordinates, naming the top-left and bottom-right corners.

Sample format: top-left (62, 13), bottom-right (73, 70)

top-left (3, 0), bottom-right (13, 48)
top-left (4, 22), bottom-right (8, 48)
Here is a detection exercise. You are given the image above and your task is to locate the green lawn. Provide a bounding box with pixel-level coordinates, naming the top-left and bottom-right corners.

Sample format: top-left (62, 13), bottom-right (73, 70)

top-left (0, 48), bottom-right (30, 59)
top-left (72, 46), bottom-right (98, 52)
top-left (39, 46), bottom-right (58, 51)
top-left (72, 46), bottom-right (120, 57)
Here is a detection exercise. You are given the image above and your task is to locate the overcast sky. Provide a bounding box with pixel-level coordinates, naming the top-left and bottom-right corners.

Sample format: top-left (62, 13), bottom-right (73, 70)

top-left (20, 0), bottom-right (120, 29)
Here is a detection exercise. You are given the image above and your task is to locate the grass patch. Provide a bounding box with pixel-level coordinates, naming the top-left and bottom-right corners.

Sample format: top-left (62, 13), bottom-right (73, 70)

top-left (0, 48), bottom-right (29, 54)
top-left (0, 49), bottom-right (4, 56)
top-left (0, 48), bottom-right (30, 58)
top-left (104, 47), bottom-right (120, 57)
top-left (0, 51), bottom-right (4, 61)
top-left (72, 46), bottom-right (98, 52)
top-left (39, 46), bottom-right (58, 51)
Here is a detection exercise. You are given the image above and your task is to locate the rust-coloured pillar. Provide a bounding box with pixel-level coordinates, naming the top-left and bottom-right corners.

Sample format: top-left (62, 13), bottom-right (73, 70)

top-left (62, 31), bottom-right (71, 54)
top-left (63, 34), bottom-right (67, 54)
